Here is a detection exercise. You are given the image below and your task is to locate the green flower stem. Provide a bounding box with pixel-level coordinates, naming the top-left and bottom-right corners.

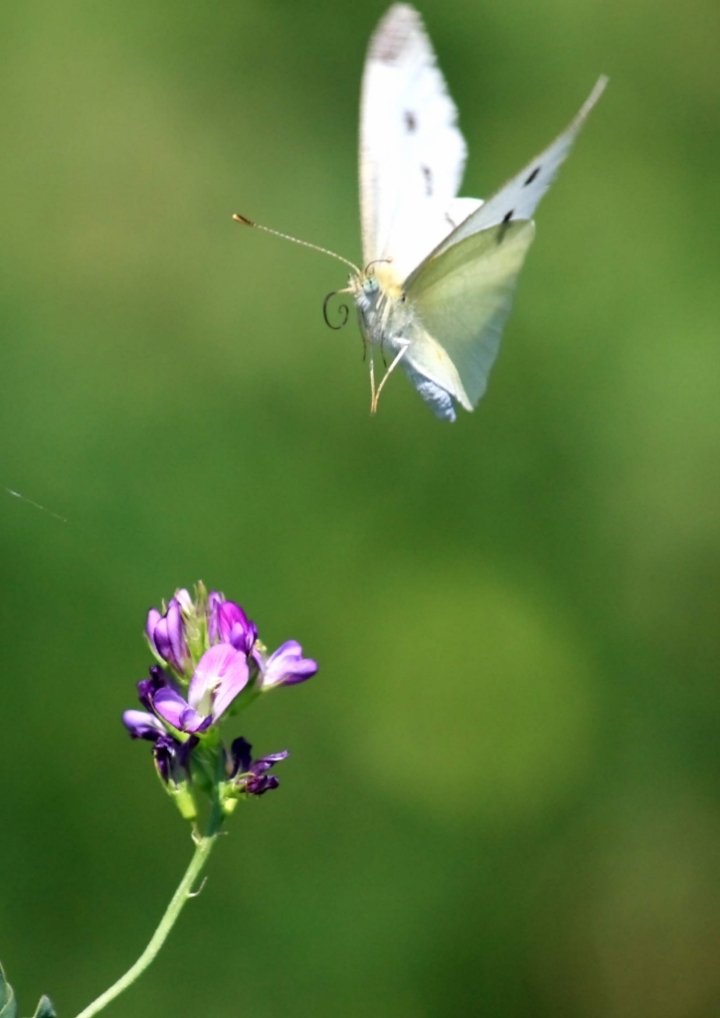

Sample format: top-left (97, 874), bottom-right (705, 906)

top-left (72, 833), bottom-right (218, 1018)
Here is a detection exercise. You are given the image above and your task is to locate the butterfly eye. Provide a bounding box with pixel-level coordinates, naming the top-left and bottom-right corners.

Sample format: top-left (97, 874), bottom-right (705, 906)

top-left (363, 278), bottom-right (379, 295)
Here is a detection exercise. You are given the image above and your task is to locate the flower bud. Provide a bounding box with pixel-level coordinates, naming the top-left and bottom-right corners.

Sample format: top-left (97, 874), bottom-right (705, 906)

top-left (146, 598), bottom-right (190, 677)
top-left (257, 640), bottom-right (318, 690)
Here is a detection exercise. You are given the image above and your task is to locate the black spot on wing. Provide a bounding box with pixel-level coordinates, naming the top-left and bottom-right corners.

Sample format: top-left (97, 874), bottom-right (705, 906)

top-left (497, 209), bottom-right (515, 244)
top-left (404, 110), bottom-right (417, 132)
top-left (524, 166), bottom-right (541, 186)
top-left (421, 164), bottom-right (433, 196)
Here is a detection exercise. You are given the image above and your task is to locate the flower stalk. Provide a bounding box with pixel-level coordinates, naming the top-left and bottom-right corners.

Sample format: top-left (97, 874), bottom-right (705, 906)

top-left (72, 832), bottom-right (218, 1018)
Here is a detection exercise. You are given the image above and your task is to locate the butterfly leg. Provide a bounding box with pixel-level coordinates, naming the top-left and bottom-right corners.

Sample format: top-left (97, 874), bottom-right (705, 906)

top-left (370, 340), bottom-right (411, 415)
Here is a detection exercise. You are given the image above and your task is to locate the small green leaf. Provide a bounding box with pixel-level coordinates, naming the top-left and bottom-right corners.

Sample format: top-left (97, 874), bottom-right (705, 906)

top-left (30, 993), bottom-right (55, 1018)
top-left (0, 963), bottom-right (18, 1018)
top-left (31, 996), bottom-right (56, 1018)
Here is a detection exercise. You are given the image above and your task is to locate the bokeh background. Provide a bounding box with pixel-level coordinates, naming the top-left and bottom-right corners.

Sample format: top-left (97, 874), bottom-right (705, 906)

top-left (1, 0), bottom-right (720, 1016)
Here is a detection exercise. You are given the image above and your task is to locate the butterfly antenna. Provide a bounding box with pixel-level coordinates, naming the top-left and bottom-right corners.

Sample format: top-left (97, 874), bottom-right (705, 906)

top-left (233, 214), bottom-right (361, 274)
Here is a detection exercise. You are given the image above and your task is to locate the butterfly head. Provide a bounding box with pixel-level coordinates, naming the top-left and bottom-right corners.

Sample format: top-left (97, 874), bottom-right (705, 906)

top-left (361, 275), bottom-right (380, 296)
top-left (350, 259), bottom-right (404, 308)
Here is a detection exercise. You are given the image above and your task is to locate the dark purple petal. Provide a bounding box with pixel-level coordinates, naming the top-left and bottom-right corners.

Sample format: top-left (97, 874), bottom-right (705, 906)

top-left (147, 728), bottom-right (197, 786)
top-left (123, 710), bottom-right (165, 741)
top-left (245, 774), bottom-right (280, 795)
top-left (153, 733), bottom-right (179, 783)
top-left (251, 750), bottom-right (290, 776)
top-left (137, 665), bottom-right (171, 710)
top-left (231, 740), bottom-right (288, 795)
top-left (261, 640), bottom-right (318, 689)
top-left (230, 736), bottom-right (253, 776)
top-left (188, 644), bottom-right (249, 721)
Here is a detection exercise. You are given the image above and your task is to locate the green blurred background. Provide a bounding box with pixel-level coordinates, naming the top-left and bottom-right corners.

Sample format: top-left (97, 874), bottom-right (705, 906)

top-left (1, 0), bottom-right (720, 1015)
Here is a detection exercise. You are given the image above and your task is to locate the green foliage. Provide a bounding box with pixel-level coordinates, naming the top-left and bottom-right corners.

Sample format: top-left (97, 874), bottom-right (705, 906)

top-left (0, 965), bottom-right (54, 1018)
top-left (0, 964), bottom-right (17, 1018)
top-left (30, 998), bottom-right (55, 1018)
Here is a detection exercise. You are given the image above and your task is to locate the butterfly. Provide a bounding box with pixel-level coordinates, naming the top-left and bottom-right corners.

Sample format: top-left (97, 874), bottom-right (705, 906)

top-left (236, 4), bottom-right (606, 422)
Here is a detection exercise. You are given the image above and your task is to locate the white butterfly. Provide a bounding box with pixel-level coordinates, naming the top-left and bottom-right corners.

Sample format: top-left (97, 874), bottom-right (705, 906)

top-left (236, 4), bottom-right (606, 422)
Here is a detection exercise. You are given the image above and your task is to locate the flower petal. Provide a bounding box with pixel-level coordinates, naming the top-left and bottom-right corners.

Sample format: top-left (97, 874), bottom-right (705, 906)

top-left (261, 640), bottom-right (318, 688)
top-left (123, 710), bottom-right (165, 740)
top-left (216, 601), bottom-right (257, 653)
top-left (145, 608), bottom-right (162, 653)
top-left (153, 687), bottom-right (207, 733)
top-left (153, 733), bottom-right (180, 783)
top-left (207, 591), bottom-right (224, 644)
top-left (174, 588), bottom-right (193, 614)
top-left (166, 600), bottom-right (188, 670)
top-left (189, 643), bottom-right (249, 721)
top-left (231, 743), bottom-right (288, 795)
top-left (230, 736), bottom-right (253, 775)
top-left (145, 600), bottom-right (189, 673)
top-left (246, 774), bottom-right (280, 795)
top-left (137, 665), bottom-right (172, 710)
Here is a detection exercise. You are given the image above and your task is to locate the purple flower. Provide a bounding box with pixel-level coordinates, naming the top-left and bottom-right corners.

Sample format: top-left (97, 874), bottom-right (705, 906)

top-left (153, 733), bottom-right (197, 785)
top-left (229, 736), bottom-right (288, 796)
top-left (208, 594), bottom-right (257, 655)
top-left (136, 664), bottom-right (173, 711)
top-left (152, 643), bottom-right (249, 733)
top-left (258, 640), bottom-right (318, 689)
top-left (125, 584), bottom-right (317, 821)
top-left (146, 596), bottom-right (190, 674)
top-left (122, 708), bottom-right (197, 785)
top-left (123, 709), bottom-right (166, 741)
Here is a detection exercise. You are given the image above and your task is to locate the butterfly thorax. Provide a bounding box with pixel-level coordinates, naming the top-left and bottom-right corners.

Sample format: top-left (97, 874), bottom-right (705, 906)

top-left (350, 263), bottom-right (416, 351)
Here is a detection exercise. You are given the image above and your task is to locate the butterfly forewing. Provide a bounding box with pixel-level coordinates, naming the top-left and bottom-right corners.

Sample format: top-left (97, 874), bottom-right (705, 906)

top-left (429, 77), bottom-right (608, 260)
top-left (360, 4), bottom-right (469, 281)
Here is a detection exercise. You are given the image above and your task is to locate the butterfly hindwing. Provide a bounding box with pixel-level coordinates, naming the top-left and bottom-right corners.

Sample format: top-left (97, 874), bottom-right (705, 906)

top-left (405, 219), bottom-right (536, 409)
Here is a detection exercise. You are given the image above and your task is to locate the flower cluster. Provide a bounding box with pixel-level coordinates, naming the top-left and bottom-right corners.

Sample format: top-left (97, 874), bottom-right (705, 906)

top-left (123, 584), bottom-right (317, 824)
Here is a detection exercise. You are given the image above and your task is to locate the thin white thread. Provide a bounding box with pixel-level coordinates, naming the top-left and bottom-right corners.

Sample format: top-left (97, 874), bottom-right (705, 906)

top-left (4, 488), bottom-right (67, 523)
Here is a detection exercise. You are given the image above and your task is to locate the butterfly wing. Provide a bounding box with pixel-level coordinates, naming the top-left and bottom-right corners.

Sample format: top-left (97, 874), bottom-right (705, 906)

top-left (403, 220), bottom-right (536, 411)
top-left (428, 76), bottom-right (608, 260)
top-left (399, 78), bottom-right (606, 417)
top-left (360, 4), bottom-right (474, 282)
